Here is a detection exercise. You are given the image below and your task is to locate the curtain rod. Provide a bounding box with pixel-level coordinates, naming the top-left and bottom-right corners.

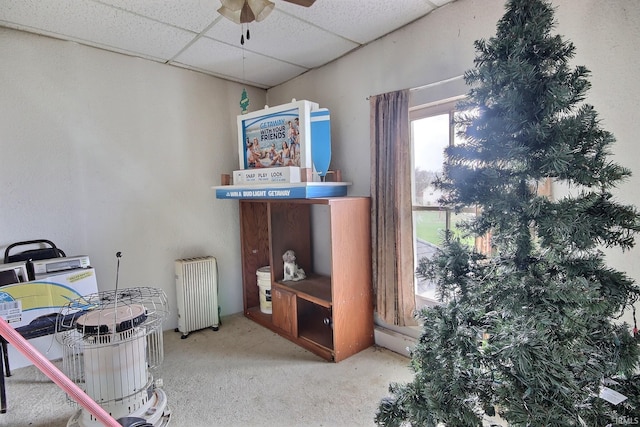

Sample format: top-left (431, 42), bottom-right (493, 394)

top-left (410, 74), bottom-right (464, 92)
top-left (366, 74), bottom-right (464, 100)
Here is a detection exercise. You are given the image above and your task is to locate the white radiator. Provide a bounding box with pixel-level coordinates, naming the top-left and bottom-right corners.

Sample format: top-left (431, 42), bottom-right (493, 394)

top-left (175, 256), bottom-right (219, 338)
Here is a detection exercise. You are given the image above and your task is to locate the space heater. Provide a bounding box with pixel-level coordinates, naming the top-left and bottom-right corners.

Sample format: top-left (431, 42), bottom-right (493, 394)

top-left (57, 287), bottom-right (170, 427)
top-left (175, 256), bottom-right (219, 338)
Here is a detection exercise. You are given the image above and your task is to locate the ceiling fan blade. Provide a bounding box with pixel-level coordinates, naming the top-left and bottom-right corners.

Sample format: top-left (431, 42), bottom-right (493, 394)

top-left (282, 0), bottom-right (317, 7)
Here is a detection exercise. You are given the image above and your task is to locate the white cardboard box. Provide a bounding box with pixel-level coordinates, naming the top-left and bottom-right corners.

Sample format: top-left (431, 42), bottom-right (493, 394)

top-left (233, 166), bottom-right (302, 185)
top-left (238, 100), bottom-right (319, 170)
top-left (0, 268), bottom-right (98, 369)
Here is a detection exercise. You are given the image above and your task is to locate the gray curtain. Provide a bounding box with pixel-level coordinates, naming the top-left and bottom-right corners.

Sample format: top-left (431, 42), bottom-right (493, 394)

top-left (370, 89), bottom-right (417, 327)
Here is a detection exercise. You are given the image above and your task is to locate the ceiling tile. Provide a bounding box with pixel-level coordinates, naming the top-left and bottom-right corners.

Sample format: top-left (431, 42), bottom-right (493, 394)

top-left (205, 9), bottom-right (359, 69)
top-left (277, 0), bottom-right (438, 44)
top-left (170, 35), bottom-right (308, 88)
top-left (0, 0), bottom-right (198, 61)
top-left (0, 0), bottom-right (457, 88)
top-left (95, 0), bottom-right (220, 33)
top-left (429, 0), bottom-right (455, 6)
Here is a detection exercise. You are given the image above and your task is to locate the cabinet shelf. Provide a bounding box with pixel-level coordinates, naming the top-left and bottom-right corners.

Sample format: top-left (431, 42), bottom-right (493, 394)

top-left (238, 197), bottom-right (374, 362)
top-left (276, 274), bottom-right (331, 307)
top-left (245, 306), bottom-right (272, 326)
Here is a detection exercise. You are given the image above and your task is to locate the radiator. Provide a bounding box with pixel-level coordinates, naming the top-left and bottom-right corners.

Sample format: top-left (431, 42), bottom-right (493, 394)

top-left (175, 256), bottom-right (220, 338)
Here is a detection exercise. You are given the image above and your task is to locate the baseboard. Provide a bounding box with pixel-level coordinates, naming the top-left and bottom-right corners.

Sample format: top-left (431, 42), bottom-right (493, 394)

top-left (374, 326), bottom-right (416, 358)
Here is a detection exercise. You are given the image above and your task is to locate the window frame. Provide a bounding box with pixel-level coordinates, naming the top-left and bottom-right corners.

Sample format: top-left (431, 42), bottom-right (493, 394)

top-left (409, 97), bottom-right (469, 307)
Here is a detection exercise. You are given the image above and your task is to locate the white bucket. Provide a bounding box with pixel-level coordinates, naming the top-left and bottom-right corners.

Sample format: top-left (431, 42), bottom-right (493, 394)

top-left (256, 266), bottom-right (272, 314)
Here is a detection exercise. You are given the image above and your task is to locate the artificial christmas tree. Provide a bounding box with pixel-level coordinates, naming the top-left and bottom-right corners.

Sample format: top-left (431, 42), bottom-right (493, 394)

top-left (376, 0), bottom-right (640, 426)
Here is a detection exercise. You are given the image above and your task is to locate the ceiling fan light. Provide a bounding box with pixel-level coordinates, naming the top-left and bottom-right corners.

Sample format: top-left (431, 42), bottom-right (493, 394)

top-left (217, 5), bottom-right (243, 24)
top-left (249, 0), bottom-right (275, 22)
top-left (220, 0), bottom-right (245, 11)
top-left (218, 0), bottom-right (274, 25)
top-left (239, 1), bottom-right (256, 23)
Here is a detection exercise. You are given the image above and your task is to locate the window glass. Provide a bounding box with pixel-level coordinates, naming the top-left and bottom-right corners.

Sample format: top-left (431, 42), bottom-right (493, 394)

top-left (412, 114), bottom-right (449, 207)
top-left (411, 102), bottom-right (478, 308)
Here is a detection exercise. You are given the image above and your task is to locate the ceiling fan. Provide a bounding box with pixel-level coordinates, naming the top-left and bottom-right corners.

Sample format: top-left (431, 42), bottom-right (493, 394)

top-left (218, 0), bottom-right (317, 25)
top-left (283, 0), bottom-right (317, 6)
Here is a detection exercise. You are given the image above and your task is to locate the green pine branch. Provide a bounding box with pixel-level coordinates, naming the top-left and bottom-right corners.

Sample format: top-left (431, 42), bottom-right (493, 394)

top-left (377, 0), bottom-right (640, 425)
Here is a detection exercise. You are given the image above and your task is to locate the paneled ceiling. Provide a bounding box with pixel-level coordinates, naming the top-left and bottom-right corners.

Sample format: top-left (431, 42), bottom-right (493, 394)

top-left (0, 0), bottom-right (456, 89)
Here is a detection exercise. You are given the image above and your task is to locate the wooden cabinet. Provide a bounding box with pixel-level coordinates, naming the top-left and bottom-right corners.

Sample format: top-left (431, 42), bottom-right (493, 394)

top-left (239, 197), bottom-right (374, 362)
top-left (272, 286), bottom-right (296, 336)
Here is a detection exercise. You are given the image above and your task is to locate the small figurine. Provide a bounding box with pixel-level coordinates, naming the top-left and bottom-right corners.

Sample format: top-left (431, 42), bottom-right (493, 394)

top-left (283, 249), bottom-right (306, 281)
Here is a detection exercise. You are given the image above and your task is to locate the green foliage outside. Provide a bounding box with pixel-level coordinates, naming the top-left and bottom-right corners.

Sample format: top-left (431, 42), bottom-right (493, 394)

top-left (414, 211), bottom-right (446, 244)
top-left (415, 211), bottom-right (475, 248)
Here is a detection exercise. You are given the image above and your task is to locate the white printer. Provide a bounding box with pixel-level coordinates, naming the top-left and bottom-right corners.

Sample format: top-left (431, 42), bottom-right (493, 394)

top-left (32, 255), bottom-right (91, 279)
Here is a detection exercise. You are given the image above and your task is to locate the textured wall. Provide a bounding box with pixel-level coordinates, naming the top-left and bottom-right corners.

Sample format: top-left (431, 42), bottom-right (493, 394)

top-left (0, 28), bottom-right (267, 328)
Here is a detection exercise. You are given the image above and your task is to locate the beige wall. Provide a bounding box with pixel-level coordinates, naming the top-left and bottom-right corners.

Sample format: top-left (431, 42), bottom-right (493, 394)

top-left (0, 28), bottom-right (267, 328)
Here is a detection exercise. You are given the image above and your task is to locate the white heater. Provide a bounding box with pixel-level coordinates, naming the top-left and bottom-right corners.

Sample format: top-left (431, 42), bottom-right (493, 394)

top-left (175, 257), bottom-right (219, 338)
top-left (57, 287), bottom-right (170, 427)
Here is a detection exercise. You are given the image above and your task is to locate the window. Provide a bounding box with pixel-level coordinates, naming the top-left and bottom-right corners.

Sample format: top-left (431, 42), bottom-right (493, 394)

top-left (410, 99), bottom-right (480, 309)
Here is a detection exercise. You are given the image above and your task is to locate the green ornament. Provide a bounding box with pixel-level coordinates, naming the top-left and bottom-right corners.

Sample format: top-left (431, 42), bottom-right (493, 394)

top-left (240, 88), bottom-right (250, 114)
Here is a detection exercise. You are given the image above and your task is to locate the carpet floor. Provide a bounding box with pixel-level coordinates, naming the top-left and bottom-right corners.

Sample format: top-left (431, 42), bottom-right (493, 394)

top-left (0, 313), bottom-right (413, 427)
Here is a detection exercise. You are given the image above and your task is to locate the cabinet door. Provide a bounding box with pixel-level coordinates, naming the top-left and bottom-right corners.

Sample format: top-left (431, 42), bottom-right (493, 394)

top-left (297, 298), bottom-right (334, 351)
top-left (239, 201), bottom-right (270, 313)
top-left (272, 286), bottom-right (297, 337)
